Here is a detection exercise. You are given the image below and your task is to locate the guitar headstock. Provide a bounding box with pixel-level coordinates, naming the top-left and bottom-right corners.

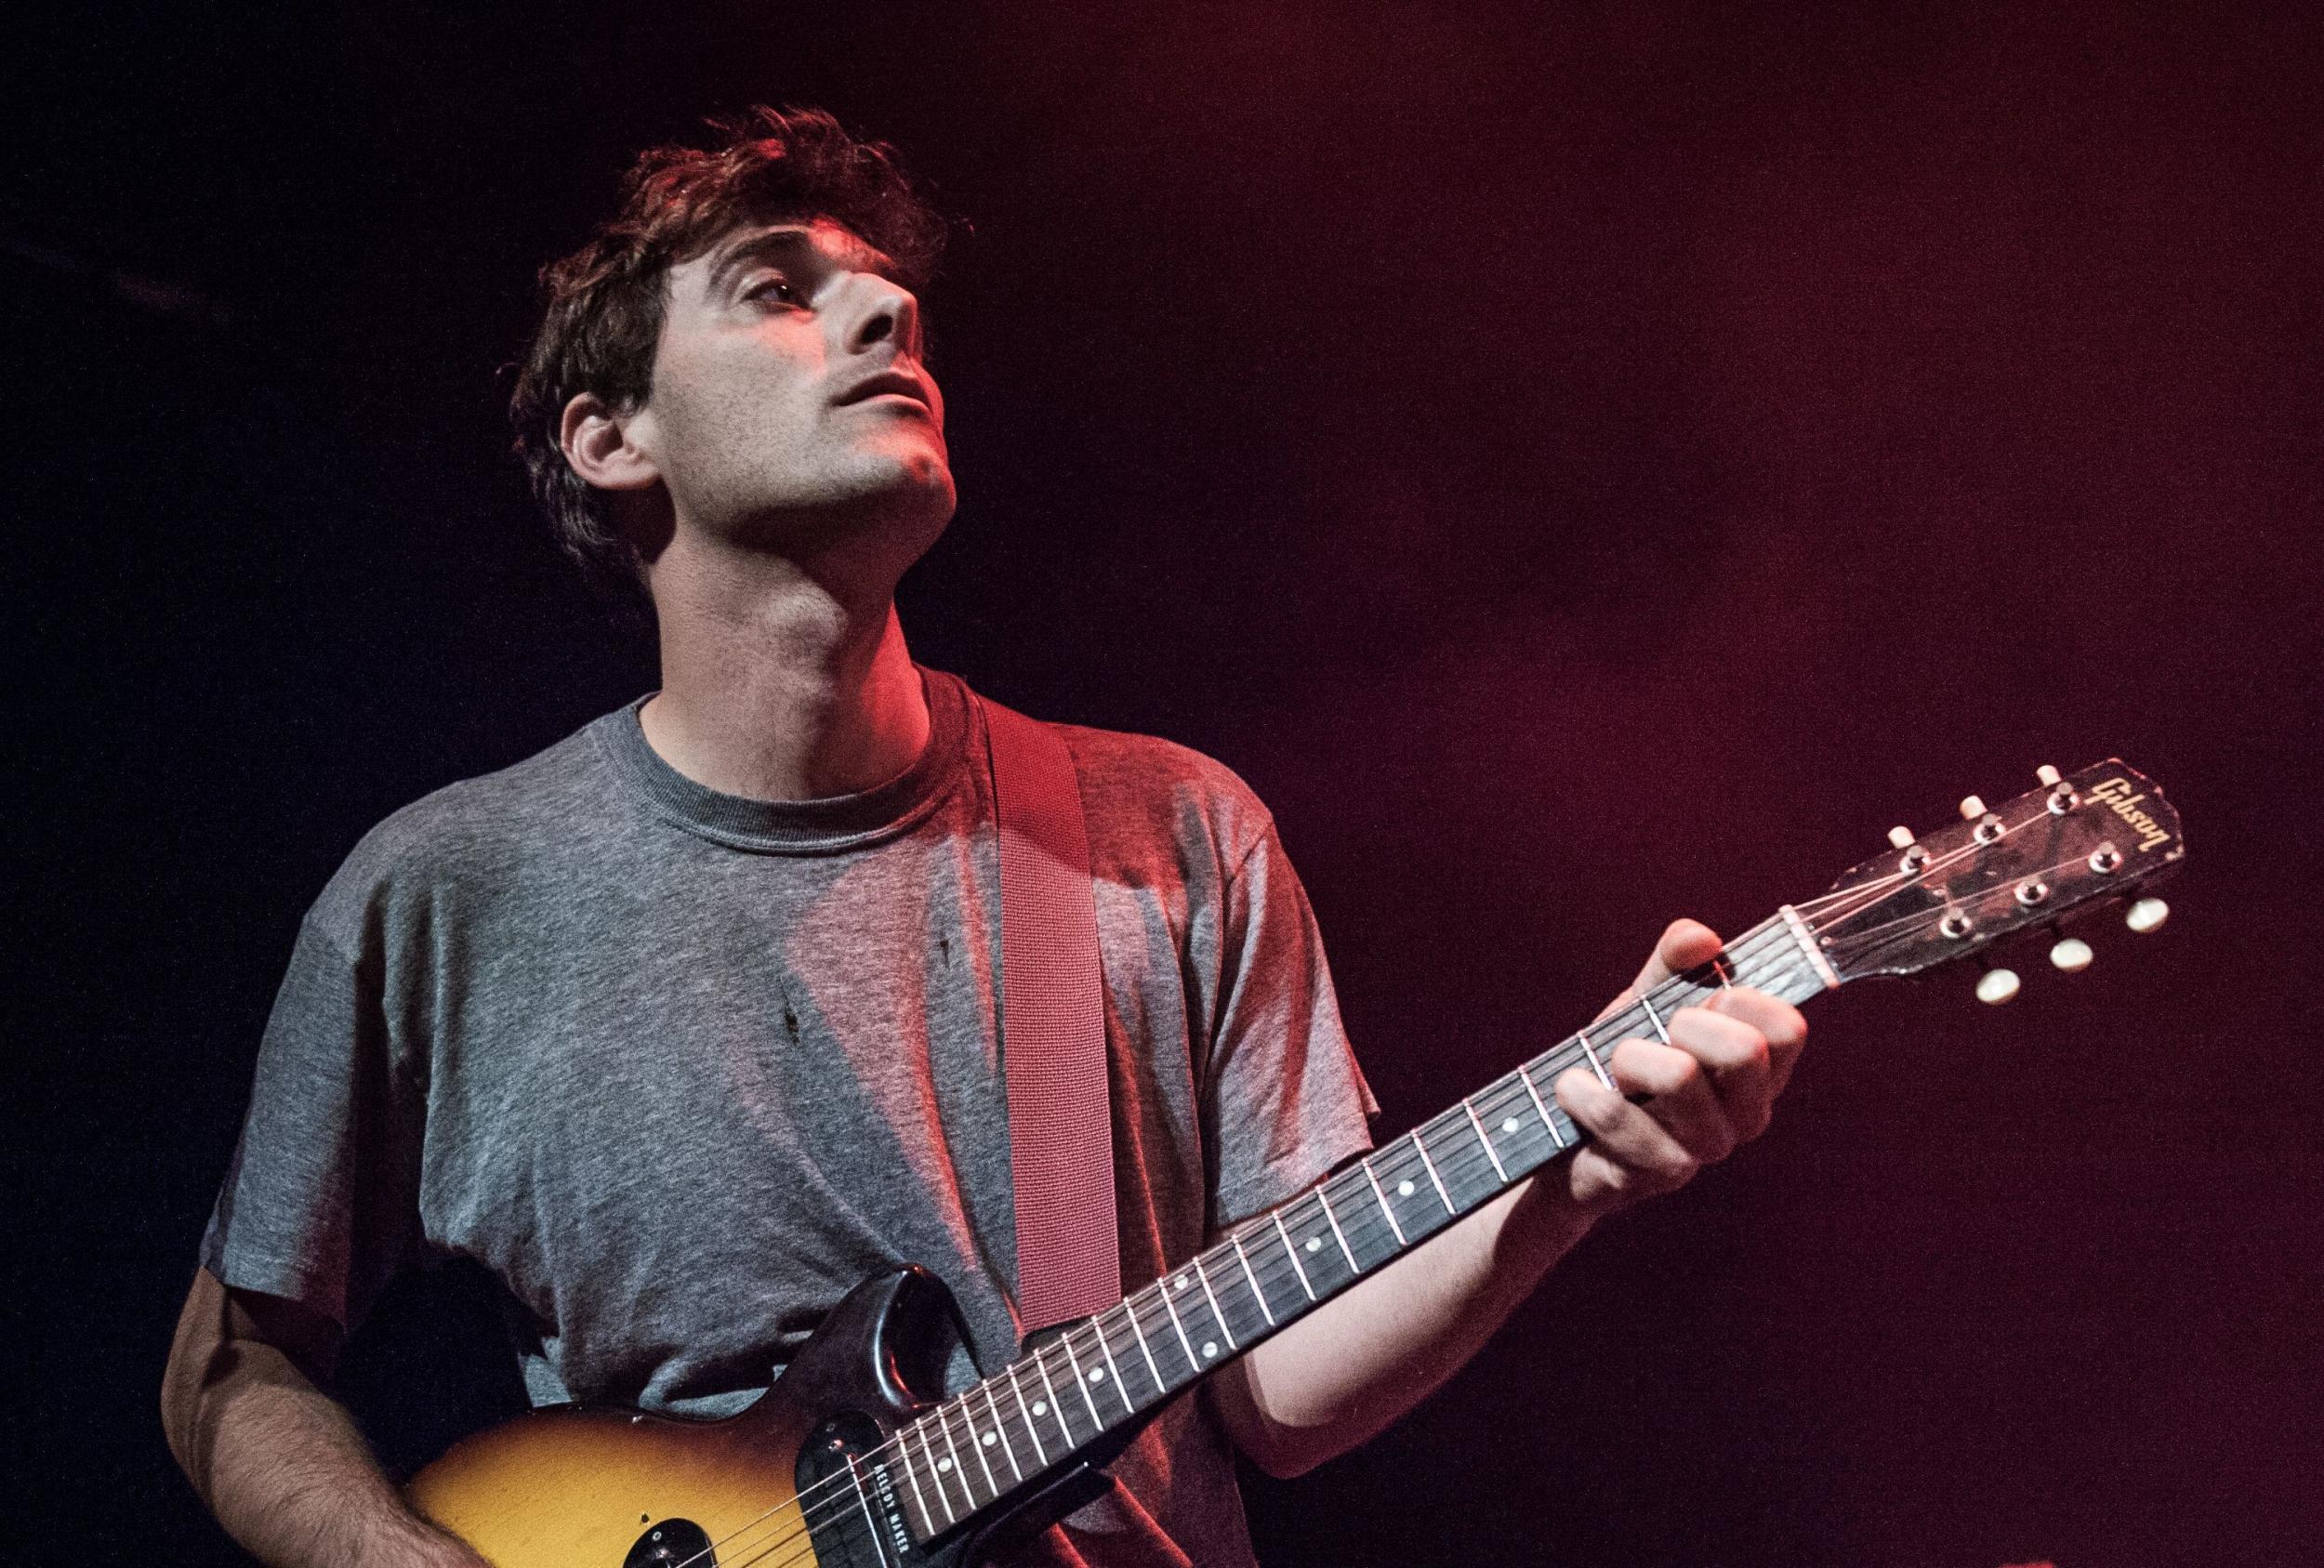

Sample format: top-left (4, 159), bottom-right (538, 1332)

top-left (1805, 760), bottom-right (2185, 989)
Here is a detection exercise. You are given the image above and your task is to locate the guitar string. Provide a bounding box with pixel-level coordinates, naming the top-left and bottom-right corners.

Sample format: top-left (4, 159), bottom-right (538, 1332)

top-left (1791, 793), bottom-right (2091, 934)
top-left (662, 925), bottom-right (1824, 1568)
top-left (680, 808), bottom-right (2087, 1568)
top-left (684, 807), bottom-right (2089, 1566)
top-left (697, 949), bottom-right (1833, 1568)
top-left (1800, 842), bottom-right (2130, 969)
top-left (671, 927), bottom-right (1825, 1568)
top-left (673, 889), bottom-right (1986, 1568)
top-left (681, 855), bottom-right (1992, 1568)
top-left (706, 951), bottom-right (1841, 1568)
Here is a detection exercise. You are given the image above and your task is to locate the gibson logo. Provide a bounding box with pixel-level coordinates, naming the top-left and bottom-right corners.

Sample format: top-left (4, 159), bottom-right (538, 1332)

top-left (2088, 777), bottom-right (2172, 852)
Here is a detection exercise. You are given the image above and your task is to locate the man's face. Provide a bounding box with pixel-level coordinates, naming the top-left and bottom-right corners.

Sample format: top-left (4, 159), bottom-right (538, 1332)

top-left (626, 216), bottom-right (954, 564)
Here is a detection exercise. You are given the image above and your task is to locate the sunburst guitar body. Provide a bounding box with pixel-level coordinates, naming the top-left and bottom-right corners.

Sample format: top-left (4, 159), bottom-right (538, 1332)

top-left (409, 1268), bottom-right (1126, 1568)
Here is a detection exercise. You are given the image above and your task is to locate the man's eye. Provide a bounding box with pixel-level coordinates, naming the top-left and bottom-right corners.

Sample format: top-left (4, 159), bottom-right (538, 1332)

top-left (746, 277), bottom-right (802, 306)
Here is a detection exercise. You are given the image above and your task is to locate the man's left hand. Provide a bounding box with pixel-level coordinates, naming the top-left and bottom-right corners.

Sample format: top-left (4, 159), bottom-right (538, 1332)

top-left (1550, 918), bottom-right (1808, 1219)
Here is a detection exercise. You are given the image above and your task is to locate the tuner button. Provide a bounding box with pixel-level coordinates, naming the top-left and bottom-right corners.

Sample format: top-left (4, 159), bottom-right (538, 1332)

top-left (2036, 764), bottom-right (2063, 786)
top-left (2126, 897), bottom-right (2170, 934)
top-left (1976, 968), bottom-right (2021, 1005)
top-left (1887, 825), bottom-right (1916, 850)
top-left (1959, 794), bottom-right (1987, 821)
top-left (2050, 937), bottom-right (2093, 972)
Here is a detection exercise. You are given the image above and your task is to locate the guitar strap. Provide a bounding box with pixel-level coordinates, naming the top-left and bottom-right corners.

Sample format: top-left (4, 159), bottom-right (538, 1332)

top-left (977, 692), bottom-right (1120, 1333)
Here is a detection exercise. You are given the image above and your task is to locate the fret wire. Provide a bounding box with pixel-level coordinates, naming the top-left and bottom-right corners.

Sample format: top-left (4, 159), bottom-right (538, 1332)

top-left (1155, 1272), bottom-right (1202, 1369)
top-left (1638, 993), bottom-right (1671, 1044)
top-left (961, 1402), bottom-right (993, 1505)
top-left (1574, 1029), bottom-right (1616, 1088)
top-left (1515, 1062), bottom-right (1566, 1146)
top-left (1415, 1120), bottom-right (1459, 1209)
top-left (1120, 1297), bottom-right (1166, 1396)
top-left (1228, 1232), bottom-right (1276, 1326)
top-left (847, 1453), bottom-right (894, 1568)
top-left (1272, 1211), bottom-right (1317, 1300)
top-left (916, 1426), bottom-right (957, 1526)
top-left (1460, 1099), bottom-right (1509, 1184)
top-left (1089, 1315), bottom-right (1134, 1415)
top-left (1496, 1068), bottom-right (1561, 1132)
top-left (960, 1390), bottom-right (999, 1497)
top-left (982, 1383), bottom-right (1024, 1482)
top-left (1005, 1364), bottom-right (1049, 1468)
top-left (936, 1409), bottom-right (974, 1510)
top-left (1315, 1183), bottom-right (1361, 1273)
top-left (1486, 1073), bottom-right (1544, 1130)
top-left (1031, 1351), bottom-right (1076, 1447)
top-left (1190, 1258), bottom-right (1238, 1351)
top-left (895, 1430), bottom-right (935, 1537)
top-left (943, 1410), bottom-right (979, 1512)
top-left (1061, 1335), bottom-right (1104, 1430)
top-left (1359, 1159), bottom-right (1407, 1245)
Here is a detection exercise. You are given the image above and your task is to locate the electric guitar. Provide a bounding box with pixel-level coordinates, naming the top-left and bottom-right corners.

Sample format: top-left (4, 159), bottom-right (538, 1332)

top-left (407, 759), bottom-right (2185, 1568)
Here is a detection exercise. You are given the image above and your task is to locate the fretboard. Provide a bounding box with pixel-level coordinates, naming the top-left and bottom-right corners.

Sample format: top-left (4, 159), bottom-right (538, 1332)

top-left (873, 910), bottom-right (1835, 1544)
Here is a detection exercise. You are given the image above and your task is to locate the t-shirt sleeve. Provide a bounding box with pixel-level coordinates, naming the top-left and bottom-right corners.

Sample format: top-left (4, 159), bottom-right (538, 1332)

top-left (199, 908), bottom-right (428, 1335)
top-left (1202, 820), bottom-right (1378, 1233)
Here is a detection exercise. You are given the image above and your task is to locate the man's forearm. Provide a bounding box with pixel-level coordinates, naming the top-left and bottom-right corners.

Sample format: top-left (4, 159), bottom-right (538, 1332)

top-left (1214, 964), bottom-right (1807, 1477)
top-left (178, 1353), bottom-right (480, 1567)
top-left (163, 1274), bottom-right (483, 1568)
top-left (1211, 1174), bottom-right (1594, 1477)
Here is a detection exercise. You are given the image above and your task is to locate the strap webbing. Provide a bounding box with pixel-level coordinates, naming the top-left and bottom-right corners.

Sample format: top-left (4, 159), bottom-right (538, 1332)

top-left (978, 694), bottom-right (1119, 1331)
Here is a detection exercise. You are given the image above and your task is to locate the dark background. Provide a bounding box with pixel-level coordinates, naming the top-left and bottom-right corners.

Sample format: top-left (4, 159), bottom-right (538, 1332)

top-left (9, 4), bottom-right (2319, 1564)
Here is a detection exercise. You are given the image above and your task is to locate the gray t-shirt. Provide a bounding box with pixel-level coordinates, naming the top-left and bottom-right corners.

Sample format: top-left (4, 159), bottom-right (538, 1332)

top-left (203, 668), bottom-right (1375, 1567)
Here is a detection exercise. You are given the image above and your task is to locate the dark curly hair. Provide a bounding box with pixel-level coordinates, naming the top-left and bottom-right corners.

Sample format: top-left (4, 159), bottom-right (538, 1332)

top-left (509, 106), bottom-right (949, 603)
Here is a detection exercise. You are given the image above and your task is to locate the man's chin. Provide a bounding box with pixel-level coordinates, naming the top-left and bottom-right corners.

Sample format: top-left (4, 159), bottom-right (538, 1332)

top-left (718, 466), bottom-right (956, 562)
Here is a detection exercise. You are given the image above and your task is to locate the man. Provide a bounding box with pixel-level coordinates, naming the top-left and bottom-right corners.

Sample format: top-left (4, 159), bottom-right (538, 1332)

top-left (162, 107), bottom-right (1807, 1567)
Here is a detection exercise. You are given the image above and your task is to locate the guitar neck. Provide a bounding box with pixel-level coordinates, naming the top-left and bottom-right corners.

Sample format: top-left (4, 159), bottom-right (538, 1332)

top-left (879, 910), bottom-right (1835, 1544)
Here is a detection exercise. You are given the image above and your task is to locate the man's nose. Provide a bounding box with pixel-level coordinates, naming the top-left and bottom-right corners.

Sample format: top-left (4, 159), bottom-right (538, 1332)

top-left (842, 274), bottom-right (921, 357)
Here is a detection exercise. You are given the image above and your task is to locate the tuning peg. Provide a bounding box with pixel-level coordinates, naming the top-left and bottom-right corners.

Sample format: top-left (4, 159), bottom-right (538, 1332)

top-left (1958, 794), bottom-right (1987, 821)
top-left (2050, 936), bottom-right (2093, 972)
top-left (1888, 824), bottom-right (1932, 874)
top-left (2126, 897), bottom-right (2170, 934)
top-left (2036, 764), bottom-right (2062, 786)
top-left (1975, 968), bottom-right (2022, 1005)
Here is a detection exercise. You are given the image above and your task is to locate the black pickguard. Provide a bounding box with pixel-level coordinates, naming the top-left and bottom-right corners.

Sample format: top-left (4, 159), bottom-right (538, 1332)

top-left (777, 1268), bottom-right (1155, 1568)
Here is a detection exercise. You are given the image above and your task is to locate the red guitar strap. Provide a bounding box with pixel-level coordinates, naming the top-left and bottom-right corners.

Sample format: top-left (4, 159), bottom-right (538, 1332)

top-left (977, 693), bottom-right (1120, 1332)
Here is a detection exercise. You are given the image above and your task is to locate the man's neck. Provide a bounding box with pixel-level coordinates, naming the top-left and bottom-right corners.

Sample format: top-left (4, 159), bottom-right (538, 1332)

top-left (638, 540), bottom-right (931, 802)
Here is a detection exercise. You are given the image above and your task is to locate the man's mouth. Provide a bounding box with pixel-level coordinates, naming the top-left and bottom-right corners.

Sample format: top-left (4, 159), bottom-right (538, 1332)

top-left (833, 370), bottom-right (931, 410)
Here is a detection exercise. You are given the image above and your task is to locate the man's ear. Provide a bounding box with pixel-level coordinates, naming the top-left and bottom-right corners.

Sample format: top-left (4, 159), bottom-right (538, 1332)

top-left (560, 392), bottom-right (661, 492)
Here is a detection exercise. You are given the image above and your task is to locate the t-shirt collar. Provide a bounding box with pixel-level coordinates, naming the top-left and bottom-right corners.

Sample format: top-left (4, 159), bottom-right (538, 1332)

top-left (593, 666), bottom-right (973, 854)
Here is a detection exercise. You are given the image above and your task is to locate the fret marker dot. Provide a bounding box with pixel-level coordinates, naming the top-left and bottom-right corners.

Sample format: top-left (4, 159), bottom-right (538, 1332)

top-left (1396, 1179), bottom-right (1415, 1197)
top-left (1089, 1367), bottom-right (1105, 1383)
top-left (1305, 1237), bottom-right (1321, 1252)
top-left (1202, 1341), bottom-right (1218, 1358)
top-left (938, 1458), bottom-right (953, 1472)
top-left (1502, 1116), bottom-right (1520, 1133)
top-left (1032, 1400), bottom-right (1048, 1416)
top-left (1178, 1275), bottom-right (1193, 1291)
top-left (981, 1432), bottom-right (996, 1446)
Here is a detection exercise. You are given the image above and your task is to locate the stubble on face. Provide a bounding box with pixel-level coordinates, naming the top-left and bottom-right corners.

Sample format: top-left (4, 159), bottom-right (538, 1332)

top-left (634, 217), bottom-right (956, 581)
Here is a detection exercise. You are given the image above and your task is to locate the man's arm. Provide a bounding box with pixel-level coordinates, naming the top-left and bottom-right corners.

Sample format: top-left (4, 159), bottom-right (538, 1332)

top-left (1208, 920), bottom-right (1808, 1478)
top-left (162, 1267), bottom-right (487, 1568)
